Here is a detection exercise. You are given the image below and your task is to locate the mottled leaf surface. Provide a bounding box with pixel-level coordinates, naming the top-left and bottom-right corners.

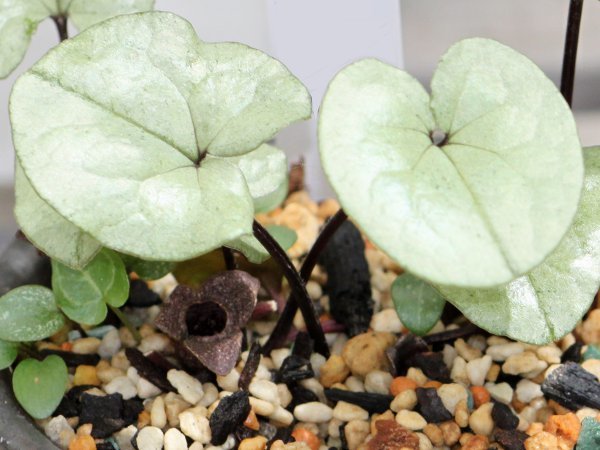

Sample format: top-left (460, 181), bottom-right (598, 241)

top-left (319, 38), bottom-right (582, 287)
top-left (120, 254), bottom-right (175, 280)
top-left (52, 249), bottom-right (129, 325)
top-left (11, 12), bottom-right (310, 261)
top-left (0, 286), bottom-right (65, 342)
top-left (66, 0), bottom-right (154, 30)
top-left (438, 147), bottom-right (600, 344)
top-left (0, 340), bottom-right (18, 370)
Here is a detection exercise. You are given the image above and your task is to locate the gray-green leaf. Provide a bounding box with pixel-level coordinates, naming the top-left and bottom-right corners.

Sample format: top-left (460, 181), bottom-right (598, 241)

top-left (227, 225), bottom-right (298, 264)
top-left (391, 273), bottom-right (445, 336)
top-left (11, 12), bottom-right (310, 261)
top-left (52, 249), bottom-right (130, 325)
top-left (0, 286), bottom-right (65, 342)
top-left (437, 146), bottom-right (600, 344)
top-left (319, 38), bottom-right (583, 288)
top-left (14, 162), bottom-right (101, 269)
top-left (119, 254), bottom-right (175, 280)
top-left (0, 340), bottom-right (18, 370)
top-left (66, 0), bottom-right (154, 30)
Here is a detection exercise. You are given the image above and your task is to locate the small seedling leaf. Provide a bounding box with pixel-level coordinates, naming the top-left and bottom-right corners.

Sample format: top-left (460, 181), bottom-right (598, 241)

top-left (12, 355), bottom-right (68, 419)
top-left (438, 147), bottom-right (600, 344)
top-left (319, 38), bottom-right (582, 288)
top-left (391, 273), bottom-right (445, 336)
top-left (0, 285), bottom-right (65, 342)
top-left (0, 340), bottom-right (18, 370)
top-left (227, 225), bottom-right (298, 264)
top-left (52, 248), bottom-right (129, 325)
top-left (120, 254), bottom-right (175, 280)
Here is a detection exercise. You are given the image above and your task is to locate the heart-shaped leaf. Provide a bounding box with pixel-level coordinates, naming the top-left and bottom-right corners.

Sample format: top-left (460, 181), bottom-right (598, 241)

top-left (391, 273), bottom-right (445, 336)
top-left (119, 254), bottom-right (175, 281)
top-left (0, 340), bottom-right (18, 370)
top-left (227, 225), bottom-right (298, 264)
top-left (0, 286), bottom-right (65, 342)
top-left (11, 12), bottom-right (311, 262)
top-left (52, 249), bottom-right (130, 325)
top-left (14, 163), bottom-right (101, 269)
top-left (437, 147), bottom-right (600, 344)
top-left (319, 38), bottom-right (583, 288)
top-left (0, 0), bottom-right (154, 79)
top-left (12, 356), bottom-right (68, 419)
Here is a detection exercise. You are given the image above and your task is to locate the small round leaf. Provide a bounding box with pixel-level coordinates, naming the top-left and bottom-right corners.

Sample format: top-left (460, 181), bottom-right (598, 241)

top-left (319, 38), bottom-right (583, 287)
top-left (0, 340), bottom-right (18, 370)
top-left (391, 273), bottom-right (445, 336)
top-left (12, 356), bottom-right (68, 419)
top-left (0, 286), bottom-right (65, 342)
top-left (119, 254), bottom-right (175, 280)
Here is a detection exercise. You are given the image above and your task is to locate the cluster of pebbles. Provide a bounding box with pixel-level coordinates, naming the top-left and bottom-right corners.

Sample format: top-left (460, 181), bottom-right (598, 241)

top-left (34, 191), bottom-right (600, 450)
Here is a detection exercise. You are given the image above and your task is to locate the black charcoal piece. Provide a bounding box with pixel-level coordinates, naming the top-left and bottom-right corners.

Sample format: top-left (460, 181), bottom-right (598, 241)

top-left (210, 391), bottom-right (251, 445)
top-left (422, 323), bottom-right (481, 345)
top-left (239, 342), bottom-right (262, 391)
top-left (291, 332), bottom-right (313, 360)
top-left (270, 426), bottom-right (294, 446)
top-left (416, 388), bottom-right (452, 423)
top-left (80, 393), bottom-right (125, 438)
top-left (276, 354), bottom-right (314, 384)
top-left (287, 385), bottom-right (319, 411)
top-left (324, 389), bottom-right (393, 414)
top-left (408, 352), bottom-right (451, 382)
top-left (145, 351), bottom-right (177, 372)
top-left (235, 424), bottom-right (256, 441)
top-left (54, 384), bottom-right (97, 417)
top-left (40, 349), bottom-right (100, 367)
top-left (125, 347), bottom-right (174, 392)
top-left (319, 221), bottom-right (373, 337)
top-left (386, 334), bottom-right (428, 376)
top-left (492, 402), bottom-right (519, 430)
top-left (542, 362), bottom-right (600, 410)
top-left (126, 279), bottom-right (162, 307)
top-left (122, 398), bottom-right (144, 426)
top-left (494, 428), bottom-right (527, 450)
top-left (562, 342), bottom-right (583, 363)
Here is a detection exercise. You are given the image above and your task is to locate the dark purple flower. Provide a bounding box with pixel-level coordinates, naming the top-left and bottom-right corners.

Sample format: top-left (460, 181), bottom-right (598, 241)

top-left (155, 270), bottom-right (259, 375)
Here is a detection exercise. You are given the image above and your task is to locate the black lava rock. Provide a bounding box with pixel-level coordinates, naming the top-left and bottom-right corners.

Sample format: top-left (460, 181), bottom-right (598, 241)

top-left (542, 361), bottom-right (600, 410)
top-left (494, 428), bottom-right (528, 450)
top-left (122, 398), bottom-right (144, 426)
top-left (319, 221), bottom-right (373, 336)
top-left (276, 354), bottom-right (314, 384)
top-left (80, 393), bottom-right (125, 438)
top-left (125, 347), bottom-right (174, 392)
top-left (210, 391), bottom-right (251, 445)
top-left (287, 385), bottom-right (319, 411)
top-left (408, 352), bottom-right (451, 382)
top-left (492, 402), bottom-right (519, 430)
top-left (386, 334), bottom-right (428, 376)
top-left (54, 384), bottom-right (97, 417)
top-left (324, 389), bottom-right (393, 414)
top-left (291, 332), bottom-right (313, 360)
top-left (562, 342), bottom-right (583, 363)
top-left (416, 387), bottom-right (452, 423)
top-left (126, 279), bottom-right (162, 307)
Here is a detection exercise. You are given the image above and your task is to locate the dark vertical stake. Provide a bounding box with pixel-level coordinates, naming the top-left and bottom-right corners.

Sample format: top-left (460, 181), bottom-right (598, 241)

top-left (560, 0), bottom-right (584, 107)
top-left (52, 15), bottom-right (69, 42)
top-left (221, 247), bottom-right (236, 270)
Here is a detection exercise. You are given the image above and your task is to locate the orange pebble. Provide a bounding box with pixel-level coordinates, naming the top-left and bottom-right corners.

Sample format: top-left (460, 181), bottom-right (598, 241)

top-left (68, 435), bottom-right (96, 450)
top-left (244, 409), bottom-right (260, 431)
top-left (470, 386), bottom-right (491, 408)
top-left (390, 376), bottom-right (418, 396)
top-left (544, 413), bottom-right (581, 446)
top-left (60, 342), bottom-right (73, 351)
top-left (423, 380), bottom-right (442, 389)
top-left (291, 428), bottom-right (320, 450)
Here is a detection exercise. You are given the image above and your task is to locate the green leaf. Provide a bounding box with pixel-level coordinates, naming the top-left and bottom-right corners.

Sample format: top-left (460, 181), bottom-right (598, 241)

top-left (391, 273), bottom-right (445, 336)
top-left (0, 0), bottom-right (50, 78)
top-left (14, 162), bottom-right (101, 269)
top-left (12, 356), bottom-right (68, 419)
top-left (11, 12), bottom-right (310, 262)
top-left (66, 0), bottom-right (154, 30)
top-left (0, 286), bottom-right (65, 342)
top-left (0, 340), bottom-right (18, 370)
top-left (437, 147), bottom-right (600, 344)
top-left (52, 249), bottom-right (130, 325)
top-left (318, 38), bottom-right (583, 288)
top-left (119, 254), bottom-right (175, 280)
top-left (227, 144), bottom-right (289, 213)
top-left (266, 225), bottom-right (298, 251)
top-left (227, 225), bottom-right (298, 264)
top-left (173, 250), bottom-right (227, 288)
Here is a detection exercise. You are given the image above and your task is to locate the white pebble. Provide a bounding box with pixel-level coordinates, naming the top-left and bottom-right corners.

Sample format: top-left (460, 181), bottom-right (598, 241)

top-left (486, 343), bottom-right (524, 362)
top-left (364, 370), bottom-right (393, 395)
top-left (300, 378), bottom-right (326, 402)
top-left (443, 345), bottom-right (458, 369)
top-left (139, 333), bottom-right (171, 353)
top-left (277, 384), bottom-right (293, 408)
top-left (390, 390), bottom-right (417, 412)
top-left (115, 425), bottom-right (137, 450)
top-left (71, 337), bottom-right (101, 354)
top-left (249, 379), bottom-right (279, 405)
top-left (270, 349), bottom-right (291, 370)
top-left (310, 353), bottom-right (327, 378)
top-left (216, 370), bottom-right (240, 392)
top-left (306, 280), bottom-right (323, 300)
top-left (249, 397), bottom-right (276, 416)
top-left (294, 402), bottom-right (333, 423)
top-left (164, 428), bottom-right (188, 450)
top-left (189, 443), bottom-right (204, 450)
top-left (515, 379), bottom-right (543, 403)
top-left (151, 396), bottom-right (167, 428)
top-left (395, 410), bottom-right (426, 430)
top-left (44, 415), bottom-right (75, 449)
top-left (450, 356), bottom-right (468, 384)
top-left (369, 309), bottom-right (403, 333)
top-left (437, 384), bottom-right (468, 415)
top-left (466, 355), bottom-right (492, 386)
top-left (454, 338), bottom-right (482, 361)
top-left (486, 382), bottom-right (513, 404)
top-left (269, 405), bottom-right (294, 426)
top-left (127, 366), bottom-right (140, 384)
top-left (345, 376), bottom-right (365, 392)
top-left (104, 376), bottom-right (137, 400)
top-left (167, 369), bottom-right (204, 405)
top-left (502, 352), bottom-right (546, 376)
top-left (98, 328), bottom-right (121, 359)
top-left (179, 407), bottom-right (211, 443)
top-left (137, 377), bottom-right (162, 399)
top-left (469, 403), bottom-right (494, 436)
top-left (136, 426), bottom-right (164, 450)
top-left (332, 401), bottom-right (368, 422)
top-left (199, 383), bottom-right (219, 407)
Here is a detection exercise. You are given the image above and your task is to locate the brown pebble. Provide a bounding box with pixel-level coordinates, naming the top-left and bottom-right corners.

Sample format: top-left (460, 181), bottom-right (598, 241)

top-left (68, 435), bottom-right (96, 450)
top-left (238, 436), bottom-right (267, 450)
top-left (137, 410), bottom-right (151, 429)
top-left (342, 332), bottom-right (395, 377)
top-left (524, 431), bottom-right (559, 450)
top-left (366, 420), bottom-right (419, 450)
top-left (320, 355), bottom-right (350, 387)
top-left (422, 424), bottom-right (444, 447)
top-left (454, 399), bottom-right (469, 428)
top-left (370, 410), bottom-right (395, 436)
top-left (460, 435), bottom-right (489, 450)
top-left (439, 421), bottom-right (461, 446)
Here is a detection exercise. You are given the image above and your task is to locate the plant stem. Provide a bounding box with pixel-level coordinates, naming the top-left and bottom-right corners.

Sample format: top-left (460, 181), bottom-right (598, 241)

top-left (252, 220), bottom-right (329, 356)
top-left (109, 305), bottom-right (141, 343)
top-left (51, 15), bottom-right (69, 42)
top-left (262, 209), bottom-right (347, 354)
top-left (221, 247), bottom-right (236, 270)
top-left (18, 343), bottom-right (42, 361)
top-left (560, 0), bottom-right (584, 107)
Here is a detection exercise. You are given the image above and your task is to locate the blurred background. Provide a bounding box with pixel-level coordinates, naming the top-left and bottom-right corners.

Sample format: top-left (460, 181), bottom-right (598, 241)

top-left (1, 0), bottom-right (599, 251)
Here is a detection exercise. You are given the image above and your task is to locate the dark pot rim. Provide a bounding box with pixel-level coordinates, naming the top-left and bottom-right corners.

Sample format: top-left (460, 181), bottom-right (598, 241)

top-left (0, 238), bottom-right (60, 450)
